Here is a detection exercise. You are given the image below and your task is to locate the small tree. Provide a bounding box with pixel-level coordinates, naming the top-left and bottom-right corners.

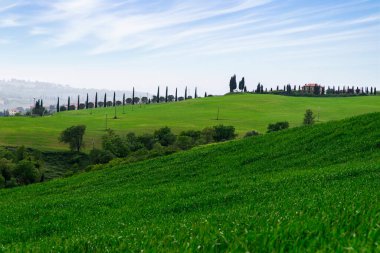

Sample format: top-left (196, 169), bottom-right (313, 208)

top-left (59, 125), bottom-right (86, 152)
top-left (303, 109), bottom-right (315, 125)
top-left (229, 75), bottom-right (237, 92)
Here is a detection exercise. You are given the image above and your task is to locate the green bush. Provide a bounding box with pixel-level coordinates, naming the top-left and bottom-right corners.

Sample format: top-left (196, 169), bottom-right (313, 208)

top-left (137, 134), bottom-right (156, 150)
top-left (0, 175), bottom-right (5, 188)
top-left (89, 149), bottom-right (115, 164)
top-left (244, 130), bottom-right (260, 138)
top-left (154, 127), bottom-right (176, 147)
top-left (212, 125), bottom-right (237, 142)
top-left (175, 136), bottom-right (194, 150)
top-left (267, 121), bottom-right (289, 133)
top-left (102, 130), bottom-right (130, 158)
top-left (201, 127), bottom-right (215, 144)
top-left (13, 160), bottom-right (40, 185)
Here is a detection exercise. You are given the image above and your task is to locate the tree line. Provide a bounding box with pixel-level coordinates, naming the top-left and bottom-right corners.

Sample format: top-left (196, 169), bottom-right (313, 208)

top-left (55, 86), bottom-right (208, 113)
top-left (228, 74), bottom-right (377, 97)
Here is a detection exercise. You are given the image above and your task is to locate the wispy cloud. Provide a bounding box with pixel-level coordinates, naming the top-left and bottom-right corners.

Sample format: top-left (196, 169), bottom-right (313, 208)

top-left (1, 0), bottom-right (379, 57)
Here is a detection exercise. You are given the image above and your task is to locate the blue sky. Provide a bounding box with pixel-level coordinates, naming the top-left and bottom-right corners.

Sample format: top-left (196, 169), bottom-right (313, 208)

top-left (0, 0), bottom-right (379, 94)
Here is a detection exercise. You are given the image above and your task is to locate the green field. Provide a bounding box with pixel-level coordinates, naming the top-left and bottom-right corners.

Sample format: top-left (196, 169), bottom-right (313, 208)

top-left (0, 113), bottom-right (379, 252)
top-left (1, 94), bottom-right (379, 151)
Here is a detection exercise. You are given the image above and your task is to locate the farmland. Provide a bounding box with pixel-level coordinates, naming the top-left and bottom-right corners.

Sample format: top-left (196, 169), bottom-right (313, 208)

top-left (0, 113), bottom-right (379, 252)
top-left (0, 94), bottom-right (379, 151)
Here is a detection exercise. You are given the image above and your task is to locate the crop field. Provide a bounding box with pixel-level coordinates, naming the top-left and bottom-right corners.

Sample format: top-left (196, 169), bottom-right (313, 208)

top-left (1, 94), bottom-right (380, 151)
top-left (0, 113), bottom-right (379, 252)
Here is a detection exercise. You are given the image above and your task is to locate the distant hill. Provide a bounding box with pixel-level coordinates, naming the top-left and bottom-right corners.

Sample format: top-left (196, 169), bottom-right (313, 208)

top-left (0, 79), bottom-right (148, 110)
top-left (0, 113), bottom-right (379, 251)
top-left (0, 93), bottom-right (379, 150)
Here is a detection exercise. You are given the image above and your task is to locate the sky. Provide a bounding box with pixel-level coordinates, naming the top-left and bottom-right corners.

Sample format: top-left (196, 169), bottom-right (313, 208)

top-left (0, 0), bottom-right (379, 95)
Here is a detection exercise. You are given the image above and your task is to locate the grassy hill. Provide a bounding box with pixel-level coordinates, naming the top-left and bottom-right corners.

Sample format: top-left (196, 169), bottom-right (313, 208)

top-left (1, 94), bottom-right (379, 151)
top-left (0, 113), bottom-right (379, 252)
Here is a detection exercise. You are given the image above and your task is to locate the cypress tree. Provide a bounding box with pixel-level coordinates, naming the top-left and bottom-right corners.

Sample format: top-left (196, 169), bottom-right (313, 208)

top-left (157, 86), bottom-right (160, 103)
top-left (95, 92), bottom-right (98, 108)
top-left (86, 94), bottom-right (89, 109)
top-left (77, 95), bottom-right (80, 110)
top-left (195, 87), bottom-right (198, 98)
top-left (123, 93), bottom-right (125, 105)
top-left (68, 96), bottom-right (71, 111)
top-left (132, 88), bottom-right (135, 105)
top-left (41, 99), bottom-right (43, 108)
top-left (374, 87), bottom-right (377, 95)
top-left (104, 93), bottom-right (107, 108)
top-left (57, 97), bottom-right (60, 113)
top-left (175, 88), bottom-right (178, 102)
top-left (185, 86), bottom-right (187, 100)
top-left (165, 86), bottom-right (168, 103)
top-left (205, 92), bottom-right (207, 97)
top-left (113, 91), bottom-right (116, 107)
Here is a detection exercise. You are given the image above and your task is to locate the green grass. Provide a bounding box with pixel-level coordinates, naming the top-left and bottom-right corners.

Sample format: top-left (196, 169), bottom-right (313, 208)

top-left (1, 94), bottom-right (379, 151)
top-left (0, 113), bottom-right (379, 252)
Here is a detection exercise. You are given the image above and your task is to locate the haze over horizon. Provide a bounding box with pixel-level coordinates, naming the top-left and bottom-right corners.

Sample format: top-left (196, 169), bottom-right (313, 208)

top-left (1, 0), bottom-right (379, 94)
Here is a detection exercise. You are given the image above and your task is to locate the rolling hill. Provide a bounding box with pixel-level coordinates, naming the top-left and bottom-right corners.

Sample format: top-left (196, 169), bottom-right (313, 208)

top-left (1, 94), bottom-right (379, 151)
top-left (0, 113), bottom-right (379, 252)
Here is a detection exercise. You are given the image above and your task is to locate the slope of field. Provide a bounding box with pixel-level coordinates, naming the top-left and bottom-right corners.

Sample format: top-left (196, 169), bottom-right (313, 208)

top-left (1, 94), bottom-right (379, 151)
top-left (0, 113), bottom-right (379, 252)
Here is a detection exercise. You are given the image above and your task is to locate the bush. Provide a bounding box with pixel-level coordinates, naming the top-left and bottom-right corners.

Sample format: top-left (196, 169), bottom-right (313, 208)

top-left (0, 175), bottom-right (5, 188)
top-left (89, 149), bottom-right (115, 164)
top-left (200, 127), bottom-right (215, 144)
top-left (244, 130), bottom-right (260, 138)
top-left (13, 160), bottom-right (40, 185)
top-left (137, 134), bottom-right (156, 150)
top-left (212, 125), bottom-right (237, 142)
top-left (126, 132), bottom-right (144, 152)
top-left (176, 136), bottom-right (194, 150)
top-left (267, 122), bottom-right (289, 133)
top-left (102, 130), bottom-right (130, 158)
top-left (154, 127), bottom-right (176, 146)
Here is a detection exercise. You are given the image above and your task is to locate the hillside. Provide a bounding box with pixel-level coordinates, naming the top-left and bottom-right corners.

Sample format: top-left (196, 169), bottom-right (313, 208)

top-left (1, 94), bottom-right (379, 151)
top-left (0, 113), bottom-right (379, 252)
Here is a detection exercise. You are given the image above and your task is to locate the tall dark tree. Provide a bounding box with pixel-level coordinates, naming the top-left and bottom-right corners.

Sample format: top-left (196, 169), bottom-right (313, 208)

top-left (123, 93), bottom-right (125, 105)
top-left (77, 95), bottom-right (80, 110)
top-left (165, 86), bottom-right (168, 102)
top-left (256, 83), bottom-right (261, 93)
top-left (68, 96), bottom-right (71, 111)
top-left (113, 91), bottom-right (116, 107)
top-left (57, 97), bottom-right (60, 113)
top-left (194, 87), bottom-right (198, 98)
top-left (156, 86), bottom-right (160, 103)
top-left (229, 75), bottom-right (237, 92)
top-left (132, 88), bottom-right (135, 105)
top-left (104, 93), bottom-right (107, 108)
top-left (85, 94), bottom-right (89, 109)
top-left (175, 88), bottom-right (178, 102)
top-left (185, 86), bottom-right (188, 100)
top-left (204, 92), bottom-right (207, 97)
top-left (374, 87), bottom-right (377, 95)
top-left (95, 92), bottom-right (98, 108)
top-left (238, 77), bottom-right (245, 91)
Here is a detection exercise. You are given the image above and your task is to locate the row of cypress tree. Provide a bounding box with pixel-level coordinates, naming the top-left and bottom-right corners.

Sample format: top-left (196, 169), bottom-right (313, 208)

top-left (56, 86), bottom-right (206, 112)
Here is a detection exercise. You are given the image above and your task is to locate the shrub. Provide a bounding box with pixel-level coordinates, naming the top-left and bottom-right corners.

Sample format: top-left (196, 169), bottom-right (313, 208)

top-left (201, 127), bottom-right (215, 144)
top-left (212, 125), bottom-right (237, 142)
top-left (102, 130), bottom-right (130, 158)
top-left (89, 149), bottom-right (115, 164)
top-left (244, 130), bottom-right (260, 138)
top-left (137, 134), bottom-right (156, 150)
top-left (126, 133), bottom-right (144, 152)
top-left (0, 175), bottom-right (5, 188)
top-left (154, 127), bottom-right (176, 146)
top-left (176, 136), bottom-right (194, 150)
top-left (303, 109), bottom-right (315, 125)
top-left (13, 160), bottom-right (40, 185)
top-left (267, 122), bottom-right (289, 133)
